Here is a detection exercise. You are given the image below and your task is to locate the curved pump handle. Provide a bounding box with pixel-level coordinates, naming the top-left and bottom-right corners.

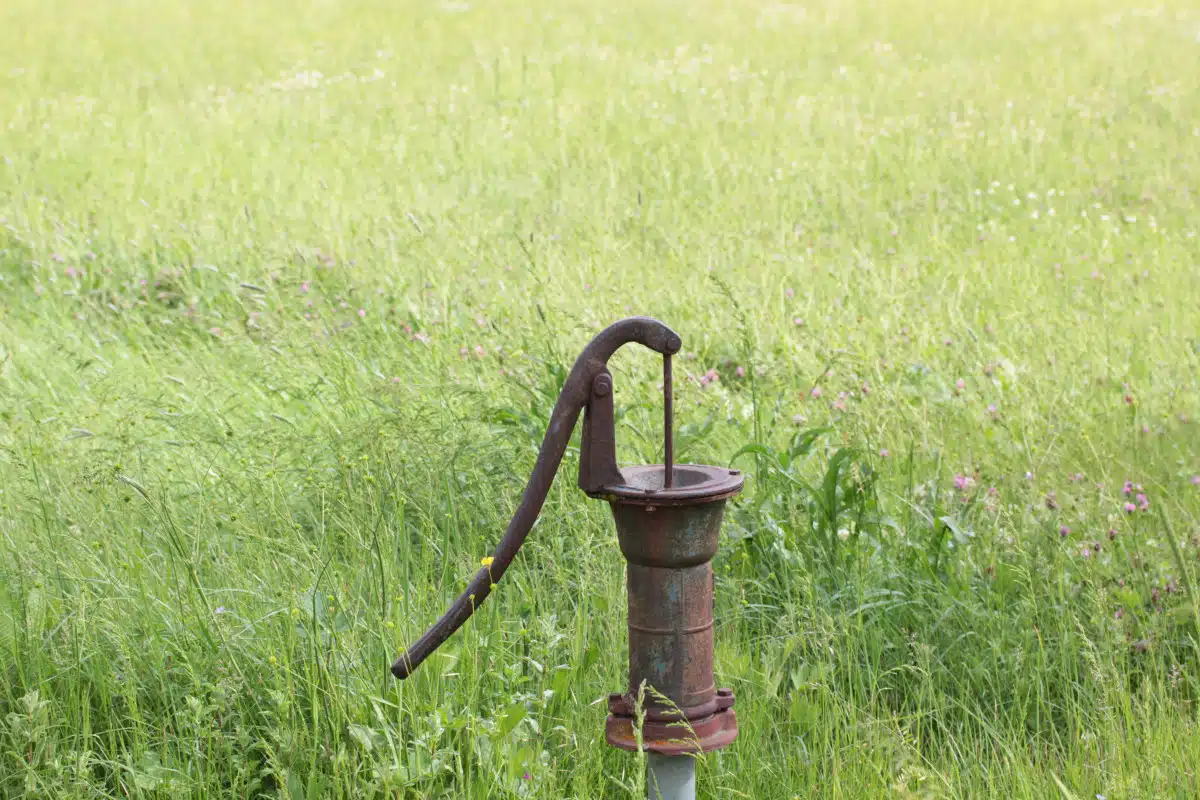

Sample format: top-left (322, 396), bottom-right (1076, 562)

top-left (392, 317), bottom-right (681, 679)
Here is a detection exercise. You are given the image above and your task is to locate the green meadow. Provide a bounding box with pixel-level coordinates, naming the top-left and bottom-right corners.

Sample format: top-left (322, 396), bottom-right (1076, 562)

top-left (2, 0), bottom-right (1199, 796)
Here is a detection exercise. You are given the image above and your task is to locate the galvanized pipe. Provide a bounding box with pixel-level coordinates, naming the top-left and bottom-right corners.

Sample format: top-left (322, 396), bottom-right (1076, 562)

top-left (647, 753), bottom-right (696, 800)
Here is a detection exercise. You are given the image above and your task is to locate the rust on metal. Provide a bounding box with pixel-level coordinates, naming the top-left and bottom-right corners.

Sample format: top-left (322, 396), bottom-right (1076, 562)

top-left (578, 371), bottom-right (622, 494)
top-left (605, 689), bottom-right (737, 755)
top-left (392, 317), bottom-right (680, 679)
top-left (391, 316), bottom-right (742, 757)
top-left (663, 354), bottom-right (674, 489)
top-left (594, 464), bottom-right (743, 754)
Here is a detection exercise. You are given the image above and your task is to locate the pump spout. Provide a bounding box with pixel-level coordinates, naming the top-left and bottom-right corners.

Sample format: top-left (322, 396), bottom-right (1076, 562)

top-left (392, 317), bottom-right (681, 679)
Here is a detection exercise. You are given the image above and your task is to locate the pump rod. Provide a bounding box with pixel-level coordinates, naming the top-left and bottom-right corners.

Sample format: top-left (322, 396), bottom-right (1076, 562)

top-left (663, 354), bottom-right (674, 489)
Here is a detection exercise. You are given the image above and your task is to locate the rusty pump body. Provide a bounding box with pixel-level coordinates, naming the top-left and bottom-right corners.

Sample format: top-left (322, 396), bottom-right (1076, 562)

top-left (393, 317), bottom-right (743, 768)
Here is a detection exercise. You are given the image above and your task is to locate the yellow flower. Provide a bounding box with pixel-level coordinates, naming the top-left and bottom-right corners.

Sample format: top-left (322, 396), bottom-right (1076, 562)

top-left (268, 655), bottom-right (278, 666)
top-left (481, 556), bottom-right (495, 567)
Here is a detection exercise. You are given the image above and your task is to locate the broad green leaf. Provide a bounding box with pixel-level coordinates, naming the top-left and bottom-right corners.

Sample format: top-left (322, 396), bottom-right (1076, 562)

top-left (497, 702), bottom-right (526, 738)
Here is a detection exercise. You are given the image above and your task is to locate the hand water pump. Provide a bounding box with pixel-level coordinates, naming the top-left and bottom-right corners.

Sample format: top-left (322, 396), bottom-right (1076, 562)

top-left (393, 317), bottom-right (743, 799)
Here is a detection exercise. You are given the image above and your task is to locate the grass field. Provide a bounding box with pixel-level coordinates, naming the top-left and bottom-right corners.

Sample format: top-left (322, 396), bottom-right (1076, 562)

top-left (3, 0), bottom-right (1200, 796)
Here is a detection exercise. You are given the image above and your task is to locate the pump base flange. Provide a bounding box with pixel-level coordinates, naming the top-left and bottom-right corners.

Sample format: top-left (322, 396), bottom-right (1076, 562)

top-left (605, 689), bottom-right (737, 755)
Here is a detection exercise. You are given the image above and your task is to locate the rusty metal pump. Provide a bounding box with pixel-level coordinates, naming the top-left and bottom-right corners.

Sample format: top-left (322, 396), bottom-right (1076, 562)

top-left (393, 317), bottom-right (743, 770)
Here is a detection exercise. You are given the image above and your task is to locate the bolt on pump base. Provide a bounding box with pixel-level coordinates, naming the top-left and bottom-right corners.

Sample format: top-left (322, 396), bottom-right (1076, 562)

top-left (392, 317), bottom-right (743, 796)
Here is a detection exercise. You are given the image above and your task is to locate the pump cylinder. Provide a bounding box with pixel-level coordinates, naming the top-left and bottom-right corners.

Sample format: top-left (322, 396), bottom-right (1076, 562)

top-left (601, 464), bottom-right (742, 754)
top-left (626, 560), bottom-right (715, 712)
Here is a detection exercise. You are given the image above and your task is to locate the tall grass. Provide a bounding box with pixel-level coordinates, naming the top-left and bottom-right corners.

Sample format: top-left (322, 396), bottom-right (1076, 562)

top-left (2, 0), bottom-right (1199, 796)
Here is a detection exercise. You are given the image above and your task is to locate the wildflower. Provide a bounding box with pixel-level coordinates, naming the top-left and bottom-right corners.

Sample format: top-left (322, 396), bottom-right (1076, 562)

top-left (1123, 480), bottom-right (1134, 495)
top-left (474, 344), bottom-right (485, 357)
top-left (1124, 502), bottom-right (1136, 513)
top-left (214, 606), bottom-right (226, 615)
top-left (300, 281), bottom-right (309, 293)
top-left (522, 771), bottom-right (532, 781)
top-left (358, 308), bottom-right (366, 318)
top-left (833, 393), bottom-right (847, 412)
top-left (983, 488), bottom-right (999, 511)
top-left (1192, 475), bottom-right (1200, 485)
top-left (987, 404), bottom-right (998, 416)
top-left (1114, 608), bottom-right (1124, 620)
top-left (794, 317), bottom-right (805, 326)
top-left (860, 383), bottom-right (870, 395)
top-left (1108, 528), bottom-right (1117, 540)
top-left (459, 346), bottom-right (469, 356)
top-left (879, 448), bottom-right (889, 458)
top-left (481, 556), bottom-right (494, 567)
top-left (1078, 544), bottom-right (1089, 557)
top-left (955, 378), bottom-right (965, 392)
top-left (1124, 394), bottom-right (1134, 405)
top-left (268, 655), bottom-right (278, 666)
top-left (1025, 471), bottom-right (1033, 480)
top-left (809, 386), bottom-right (822, 399)
top-left (735, 366), bottom-right (745, 378)
top-left (785, 288), bottom-right (794, 298)
top-left (1060, 526), bottom-right (1070, 538)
